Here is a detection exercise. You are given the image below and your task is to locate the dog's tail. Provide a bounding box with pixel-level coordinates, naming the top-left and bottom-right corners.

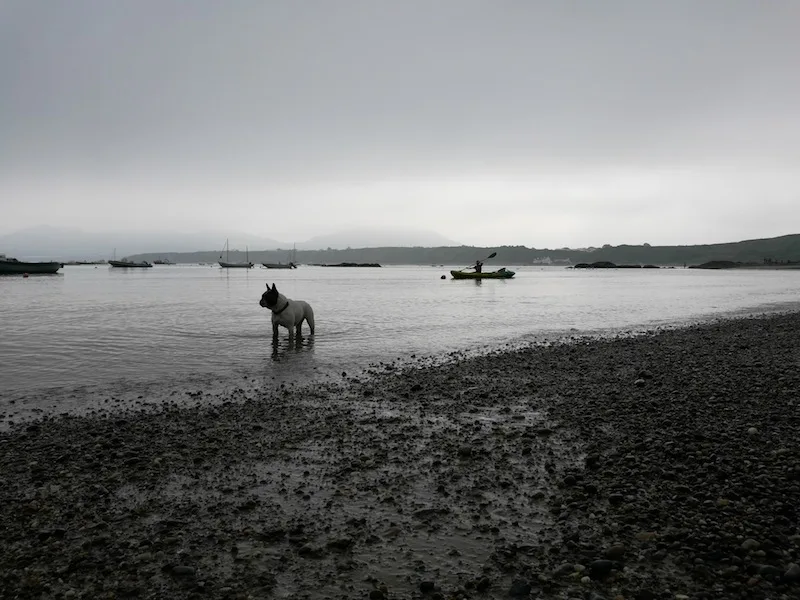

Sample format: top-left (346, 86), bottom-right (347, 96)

top-left (306, 305), bottom-right (315, 335)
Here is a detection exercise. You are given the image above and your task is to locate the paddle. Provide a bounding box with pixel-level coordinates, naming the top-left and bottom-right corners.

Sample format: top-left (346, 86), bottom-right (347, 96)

top-left (463, 252), bottom-right (496, 271)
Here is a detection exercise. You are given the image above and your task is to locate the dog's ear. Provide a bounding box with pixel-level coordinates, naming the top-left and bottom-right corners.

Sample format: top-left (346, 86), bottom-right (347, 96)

top-left (266, 283), bottom-right (269, 288)
top-left (271, 283), bottom-right (277, 291)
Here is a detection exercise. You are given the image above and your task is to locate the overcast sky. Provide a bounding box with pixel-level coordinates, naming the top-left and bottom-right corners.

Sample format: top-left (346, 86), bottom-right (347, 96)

top-left (1, 1), bottom-right (799, 248)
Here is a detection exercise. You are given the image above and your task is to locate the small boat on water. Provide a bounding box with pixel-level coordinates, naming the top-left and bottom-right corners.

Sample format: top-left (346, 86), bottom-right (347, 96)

top-left (450, 268), bottom-right (515, 279)
top-left (109, 259), bottom-right (152, 268)
top-left (0, 254), bottom-right (62, 275)
top-left (218, 239), bottom-right (253, 268)
top-left (263, 244), bottom-right (298, 269)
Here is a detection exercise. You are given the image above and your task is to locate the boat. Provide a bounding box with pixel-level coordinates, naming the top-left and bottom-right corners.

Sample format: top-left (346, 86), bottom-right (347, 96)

top-left (153, 258), bottom-right (174, 265)
top-left (108, 248), bottom-right (152, 268)
top-left (263, 244), bottom-right (298, 269)
top-left (218, 239), bottom-right (253, 268)
top-left (450, 268), bottom-right (515, 279)
top-left (0, 254), bottom-right (62, 275)
top-left (109, 259), bottom-right (152, 268)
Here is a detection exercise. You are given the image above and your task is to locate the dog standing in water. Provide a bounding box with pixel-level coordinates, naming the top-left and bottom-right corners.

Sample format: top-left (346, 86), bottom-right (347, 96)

top-left (259, 283), bottom-right (315, 339)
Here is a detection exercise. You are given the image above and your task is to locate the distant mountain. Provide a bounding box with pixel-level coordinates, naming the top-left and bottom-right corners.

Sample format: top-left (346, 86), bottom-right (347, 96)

top-left (0, 225), bottom-right (460, 260)
top-left (0, 226), bottom-right (285, 261)
top-left (297, 228), bottom-right (459, 250)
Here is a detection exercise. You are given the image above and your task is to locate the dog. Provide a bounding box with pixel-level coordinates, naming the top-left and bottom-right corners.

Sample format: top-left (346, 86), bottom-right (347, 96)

top-left (259, 283), bottom-right (315, 339)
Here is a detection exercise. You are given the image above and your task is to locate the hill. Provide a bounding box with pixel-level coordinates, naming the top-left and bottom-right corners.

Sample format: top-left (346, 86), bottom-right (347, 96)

top-left (127, 234), bottom-right (800, 266)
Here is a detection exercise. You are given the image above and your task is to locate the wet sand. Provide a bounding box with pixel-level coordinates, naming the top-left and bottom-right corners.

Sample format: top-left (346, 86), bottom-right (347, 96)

top-left (2, 312), bottom-right (800, 599)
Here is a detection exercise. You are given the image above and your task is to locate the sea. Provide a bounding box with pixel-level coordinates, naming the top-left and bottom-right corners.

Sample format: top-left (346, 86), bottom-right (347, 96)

top-left (2, 264), bottom-right (800, 420)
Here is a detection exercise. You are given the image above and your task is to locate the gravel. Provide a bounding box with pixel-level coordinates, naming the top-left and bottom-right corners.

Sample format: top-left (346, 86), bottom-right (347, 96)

top-left (2, 311), bottom-right (800, 599)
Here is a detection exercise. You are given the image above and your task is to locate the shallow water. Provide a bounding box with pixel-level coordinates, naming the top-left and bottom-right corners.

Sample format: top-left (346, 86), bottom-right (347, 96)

top-left (1, 264), bottom-right (800, 402)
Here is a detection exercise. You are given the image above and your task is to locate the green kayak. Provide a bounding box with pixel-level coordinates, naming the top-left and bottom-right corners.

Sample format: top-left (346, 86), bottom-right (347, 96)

top-left (450, 269), bottom-right (515, 279)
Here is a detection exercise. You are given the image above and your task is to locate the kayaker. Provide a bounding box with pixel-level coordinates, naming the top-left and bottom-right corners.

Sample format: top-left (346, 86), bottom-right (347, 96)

top-left (474, 260), bottom-right (483, 273)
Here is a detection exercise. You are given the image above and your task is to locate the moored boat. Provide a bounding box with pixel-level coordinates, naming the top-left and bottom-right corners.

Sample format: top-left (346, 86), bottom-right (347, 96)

top-left (0, 254), bottom-right (62, 275)
top-left (218, 239), bottom-right (253, 268)
top-left (109, 259), bottom-right (153, 268)
top-left (262, 262), bottom-right (296, 269)
top-left (450, 268), bottom-right (515, 279)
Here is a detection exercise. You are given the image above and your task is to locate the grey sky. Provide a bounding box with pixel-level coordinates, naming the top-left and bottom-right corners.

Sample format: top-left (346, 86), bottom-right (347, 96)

top-left (1, 1), bottom-right (799, 248)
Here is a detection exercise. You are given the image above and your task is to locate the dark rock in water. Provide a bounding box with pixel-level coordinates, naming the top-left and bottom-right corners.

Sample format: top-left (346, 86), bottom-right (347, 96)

top-left (509, 579), bottom-right (532, 596)
top-left (171, 565), bottom-right (196, 577)
top-left (369, 591), bottom-right (386, 600)
top-left (608, 493), bottom-right (625, 505)
top-left (589, 559), bottom-right (614, 580)
top-left (574, 261), bottom-right (617, 269)
top-left (688, 260), bottom-right (740, 269)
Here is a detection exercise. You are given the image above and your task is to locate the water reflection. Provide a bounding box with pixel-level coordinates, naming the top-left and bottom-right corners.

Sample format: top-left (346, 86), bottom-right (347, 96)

top-left (271, 335), bottom-right (315, 361)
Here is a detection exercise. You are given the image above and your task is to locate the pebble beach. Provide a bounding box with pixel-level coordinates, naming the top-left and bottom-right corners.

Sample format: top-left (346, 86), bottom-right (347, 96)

top-left (2, 311), bottom-right (800, 600)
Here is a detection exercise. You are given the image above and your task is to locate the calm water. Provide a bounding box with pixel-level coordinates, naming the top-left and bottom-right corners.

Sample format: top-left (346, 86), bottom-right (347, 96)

top-left (2, 264), bottom-right (800, 400)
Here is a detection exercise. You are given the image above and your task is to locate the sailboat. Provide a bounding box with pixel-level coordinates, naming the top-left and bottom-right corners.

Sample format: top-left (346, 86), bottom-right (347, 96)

top-left (218, 239), bottom-right (254, 269)
top-left (109, 248), bottom-right (152, 268)
top-left (263, 244), bottom-right (298, 269)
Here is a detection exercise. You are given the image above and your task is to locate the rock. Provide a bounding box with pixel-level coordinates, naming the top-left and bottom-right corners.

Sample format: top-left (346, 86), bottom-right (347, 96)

top-left (509, 579), bottom-right (531, 596)
top-left (369, 591), bottom-right (385, 600)
top-left (741, 539), bottom-right (760, 551)
top-left (784, 562), bottom-right (800, 582)
top-left (758, 564), bottom-right (783, 579)
top-left (457, 446), bottom-right (473, 458)
top-left (298, 543), bottom-right (325, 558)
top-left (604, 545), bottom-right (626, 561)
top-left (553, 563), bottom-right (574, 577)
top-left (326, 537), bottom-right (354, 551)
top-left (634, 378), bottom-right (646, 387)
top-left (608, 493), bottom-right (625, 505)
top-left (475, 577), bottom-right (491, 592)
top-left (172, 565), bottom-right (195, 577)
top-left (420, 580), bottom-right (436, 593)
top-left (589, 560), bottom-right (614, 580)
top-left (747, 427), bottom-right (759, 436)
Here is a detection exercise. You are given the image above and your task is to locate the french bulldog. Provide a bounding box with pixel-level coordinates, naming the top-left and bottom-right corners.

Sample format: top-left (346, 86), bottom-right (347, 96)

top-left (259, 283), bottom-right (315, 339)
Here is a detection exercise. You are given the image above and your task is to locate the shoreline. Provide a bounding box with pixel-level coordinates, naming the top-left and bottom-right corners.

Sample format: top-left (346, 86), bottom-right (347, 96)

top-left (2, 312), bottom-right (800, 599)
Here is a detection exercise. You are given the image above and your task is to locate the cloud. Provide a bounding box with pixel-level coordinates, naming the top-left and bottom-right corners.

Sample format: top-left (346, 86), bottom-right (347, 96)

top-left (1, 1), bottom-right (799, 246)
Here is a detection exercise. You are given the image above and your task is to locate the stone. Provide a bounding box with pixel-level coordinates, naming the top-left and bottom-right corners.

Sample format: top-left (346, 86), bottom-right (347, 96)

top-left (741, 539), bottom-right (760, 551)
top-left (604, 545), bottom-right (626, 561)
top-left (509, 579), bottom-right (531, 596)
top-left (589, 560), bottom-right (614, 580)
top-left (420, 581), bottom-right (435, 593)
top-left (784, 563), bottom-right (800, 582)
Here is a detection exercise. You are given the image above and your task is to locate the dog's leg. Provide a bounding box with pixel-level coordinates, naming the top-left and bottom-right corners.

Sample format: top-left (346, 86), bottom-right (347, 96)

top-left (295, 323), bottom-right (303, 338)
top-left (306, 307), bottom-right (315, 335)
top-left (272, 321), bottom-right (280, 339)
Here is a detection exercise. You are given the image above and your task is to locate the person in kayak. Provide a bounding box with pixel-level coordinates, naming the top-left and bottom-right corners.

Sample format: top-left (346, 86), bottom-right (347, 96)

top-left (474, 260), bottom-right (483, 273)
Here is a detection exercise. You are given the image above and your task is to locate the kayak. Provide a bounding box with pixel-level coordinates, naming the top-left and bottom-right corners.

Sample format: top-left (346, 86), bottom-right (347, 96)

top-left (450, 269), bottom-right (515, 279)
